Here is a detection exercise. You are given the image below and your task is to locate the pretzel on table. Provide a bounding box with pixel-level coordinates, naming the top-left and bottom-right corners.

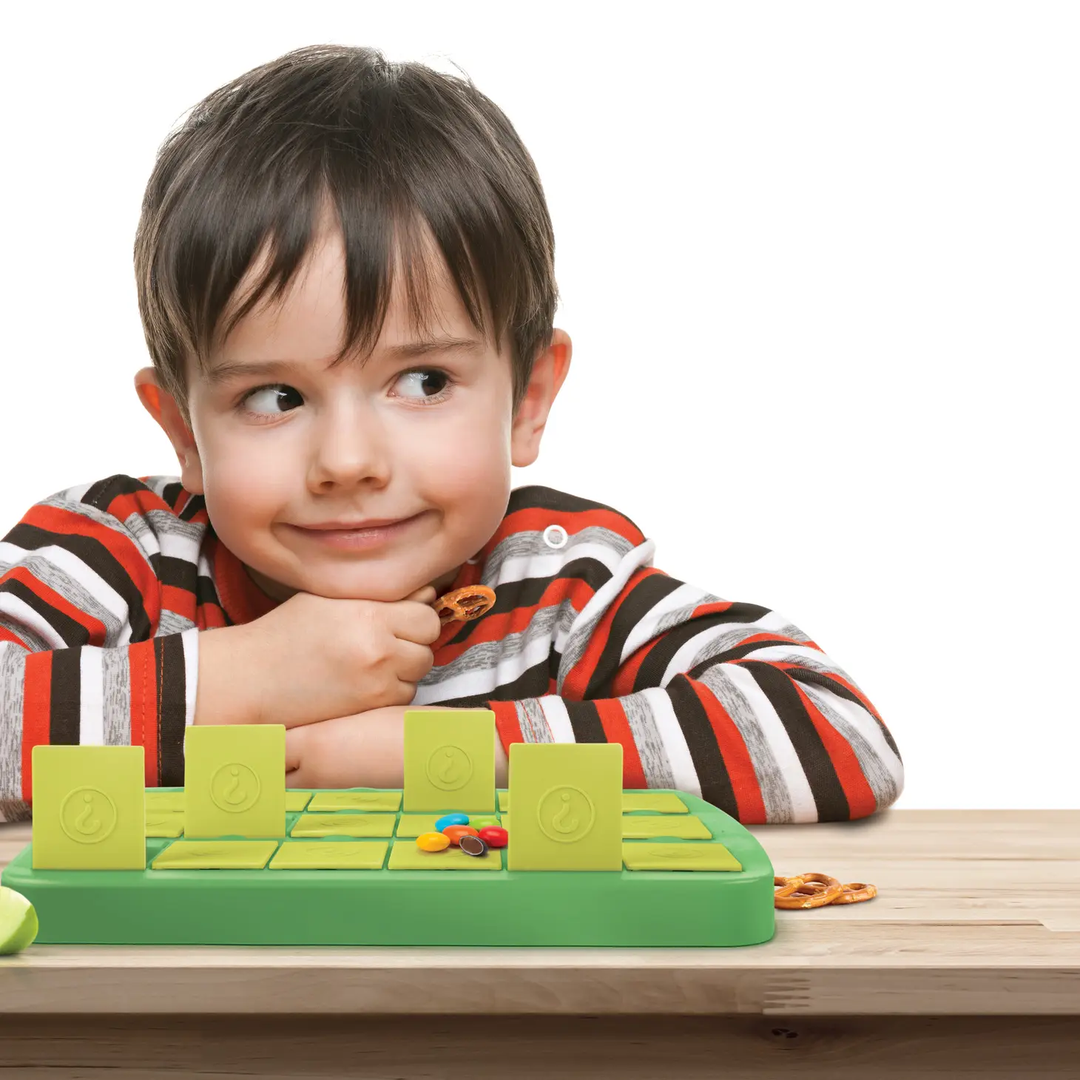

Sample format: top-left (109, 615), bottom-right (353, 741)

top-left (774, 873), bottom-right (877, 909)
top-left (432, 585), bottom-right (497, 626)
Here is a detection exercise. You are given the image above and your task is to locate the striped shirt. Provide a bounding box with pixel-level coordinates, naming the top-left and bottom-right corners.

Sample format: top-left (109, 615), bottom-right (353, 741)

top-left (0, 474), bottom-right (903, 824)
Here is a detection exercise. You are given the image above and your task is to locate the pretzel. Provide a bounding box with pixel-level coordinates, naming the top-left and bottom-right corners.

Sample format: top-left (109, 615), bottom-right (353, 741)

top-left (773, 873), bottom-right (877, 909)
top-left (433, 585), bottom-right (497, 626)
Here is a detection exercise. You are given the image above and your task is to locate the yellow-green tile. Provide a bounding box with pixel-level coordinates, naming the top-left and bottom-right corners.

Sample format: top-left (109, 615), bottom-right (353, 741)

top-left (145, 811), bottom-right (185, 838)
top-left (32, 746), bottom-right (146, 870)
top-left (623, 793), bottom-right (688, 813)
top-left (183, 725), bottom-right (285, 839)
top-left (394, 814), bottom-right (442, 838)
top-left (150, 840), bottom-right (278, 870)
top-left (290, 813), bottom-right (396, 838)
top-left (622, 842), bottom-right (742, 872)
top-left (621, 814), bottom-right (711, 840)
top-left (506, 744), bottom-right (622, 871)
top-left (145, 790), bottom-right (186, 813)
top-left (388, 840), bottom-right (501, 871)
top-left (269, 841), bottom-right (387, 870)
top-left (497, 790), bottom-right (508, 812)
top-left (285, 791), bottom-right (313, 812)
top-left (306, 790), bottom-right (401, 812)
top-left (403, 709), bottom-right (495, 812)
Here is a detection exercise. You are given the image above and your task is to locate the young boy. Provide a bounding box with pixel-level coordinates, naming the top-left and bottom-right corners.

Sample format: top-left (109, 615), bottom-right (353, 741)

top-left (0, 45), bottom-right (903, 826)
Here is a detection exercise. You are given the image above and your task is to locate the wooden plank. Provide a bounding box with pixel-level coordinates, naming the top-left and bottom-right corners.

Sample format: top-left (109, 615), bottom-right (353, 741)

top-left (3, 812), bottom-right (1078, 1017)
top-left (2, 1015), bottom-right (1080, 1079)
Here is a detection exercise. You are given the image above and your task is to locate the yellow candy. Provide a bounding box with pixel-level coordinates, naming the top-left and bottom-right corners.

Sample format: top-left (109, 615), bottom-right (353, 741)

top-left (416, 831), bottom-right (451, 852)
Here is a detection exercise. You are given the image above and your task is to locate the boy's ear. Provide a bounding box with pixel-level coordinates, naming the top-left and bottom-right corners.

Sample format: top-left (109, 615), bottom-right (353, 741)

top-left (510, 328), bottom-right (572, 469)
top-left (134, 367), bottom-right (206, 496)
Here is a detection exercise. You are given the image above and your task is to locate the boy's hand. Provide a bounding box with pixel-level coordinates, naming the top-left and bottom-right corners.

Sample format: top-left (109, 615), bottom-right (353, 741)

top-left (235, 585), bottom-right (442, 728)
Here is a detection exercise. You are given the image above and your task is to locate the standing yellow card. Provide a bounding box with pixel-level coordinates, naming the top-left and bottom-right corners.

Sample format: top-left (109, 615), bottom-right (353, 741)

top-left (183, 725), bottom-right (285, 839)
top-left (403, 709), bottom-right (496, 812)
top-left (506, 743), bottom-right (623, 871)
top-left (31, 745), bottom-right (146, 870)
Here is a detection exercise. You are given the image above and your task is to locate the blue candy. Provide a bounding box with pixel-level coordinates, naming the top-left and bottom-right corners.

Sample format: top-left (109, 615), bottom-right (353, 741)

top-left (435, 812), bottom-right (469, 832)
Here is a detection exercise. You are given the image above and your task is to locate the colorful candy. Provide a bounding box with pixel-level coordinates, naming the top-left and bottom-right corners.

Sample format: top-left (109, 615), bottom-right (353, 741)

top-left (467, 816), bottom-right (500, 830)
top-left (477, 826), bottom-right (508, 848)
top-left (435, 813), bottom-right (469, 832)
top-left (416, 832), bottom-right (451, 852)
top-left (442, 825), bottom-right (479, 847)
top-left (459, 834), bottom-right (488, 857)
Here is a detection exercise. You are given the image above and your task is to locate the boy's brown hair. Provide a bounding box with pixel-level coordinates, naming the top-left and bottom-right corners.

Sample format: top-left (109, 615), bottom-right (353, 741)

top-left (133, 44), bottom-right (559, 428)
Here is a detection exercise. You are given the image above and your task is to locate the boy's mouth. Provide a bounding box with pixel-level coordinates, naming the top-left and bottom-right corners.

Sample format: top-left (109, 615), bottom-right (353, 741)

top-left (289, 513), bottom-right (424, 548)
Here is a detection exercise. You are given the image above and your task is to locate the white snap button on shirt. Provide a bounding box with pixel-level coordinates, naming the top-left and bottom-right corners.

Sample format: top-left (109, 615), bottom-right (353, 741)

top-left (543, 524), bottom-right (568, 550)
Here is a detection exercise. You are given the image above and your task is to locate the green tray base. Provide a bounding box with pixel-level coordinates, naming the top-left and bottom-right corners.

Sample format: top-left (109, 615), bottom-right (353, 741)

top-left (2, 789), bottom-right (775, 947)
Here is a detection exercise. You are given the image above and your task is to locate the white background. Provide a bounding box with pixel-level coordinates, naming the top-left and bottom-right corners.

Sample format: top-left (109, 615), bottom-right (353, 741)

top-left (1, 2), bottom-right (1076, 809)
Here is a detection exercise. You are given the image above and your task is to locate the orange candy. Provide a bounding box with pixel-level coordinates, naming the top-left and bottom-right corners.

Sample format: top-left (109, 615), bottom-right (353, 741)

top-left (442, 825), bottom-right (479, 847)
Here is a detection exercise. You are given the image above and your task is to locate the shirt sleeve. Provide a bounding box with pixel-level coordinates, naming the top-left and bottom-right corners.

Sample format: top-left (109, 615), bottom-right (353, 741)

top-left (485, 539), bottom-right (904, 825)
top-left (0, 481), bottom-right (200, 819)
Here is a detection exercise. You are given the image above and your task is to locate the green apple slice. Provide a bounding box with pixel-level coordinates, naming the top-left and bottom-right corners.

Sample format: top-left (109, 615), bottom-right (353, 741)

top-left (0, 886), bottom-right (39, 955)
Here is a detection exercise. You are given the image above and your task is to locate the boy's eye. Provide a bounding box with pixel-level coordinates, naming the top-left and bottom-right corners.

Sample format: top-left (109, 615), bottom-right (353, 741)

top-left (236, 367), bottom-right (453, 418)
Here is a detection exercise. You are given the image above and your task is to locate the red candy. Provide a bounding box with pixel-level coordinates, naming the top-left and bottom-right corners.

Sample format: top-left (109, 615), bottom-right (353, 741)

top-left (477, 826), bottom-right (507, 848)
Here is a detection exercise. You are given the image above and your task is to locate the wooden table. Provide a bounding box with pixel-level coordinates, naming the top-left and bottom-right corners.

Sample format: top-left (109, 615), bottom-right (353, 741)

top-left (2, 809), bottom-right (1077, 1079)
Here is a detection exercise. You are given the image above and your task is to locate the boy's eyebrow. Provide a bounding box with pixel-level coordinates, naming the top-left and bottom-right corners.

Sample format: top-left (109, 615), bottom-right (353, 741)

top-left (205, 336), bottom-right (485, 385)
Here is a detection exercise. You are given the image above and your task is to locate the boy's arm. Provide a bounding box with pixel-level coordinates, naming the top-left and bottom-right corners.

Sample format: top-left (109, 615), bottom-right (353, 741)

top-left (458, 542), bottom-right (902, 825)
top-left (0, 479), bottom-right (260, 818)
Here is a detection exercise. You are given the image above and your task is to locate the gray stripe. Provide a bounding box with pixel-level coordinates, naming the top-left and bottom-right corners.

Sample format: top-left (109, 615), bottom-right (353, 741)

top-left (10, 554), bottom-right (126, 647)
top-left (421, 604), bottom-right (565, 691)
top-left (483, 524), bottom-right (635, 582)
top-left (0, 642), bottom-right (26, 802)
top-left (0, 614), bottom-right (52, 652)
top-left (801, 683), bottom-right (903, 808)
top-left (622, 692), bottom-right (676, 788)
top-left (698, 666), bottom-right (795, 824)
top-left (101, 644), bottom-right (132, 747)
top-left (515, 699), bottom-right (553, 743)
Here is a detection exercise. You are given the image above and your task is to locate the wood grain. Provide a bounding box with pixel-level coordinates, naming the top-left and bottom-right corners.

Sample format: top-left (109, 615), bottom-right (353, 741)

top-left (2, 1015), bottom-right (1080, 1079)
top-left (2, 810), bottom-right (1078, 1019)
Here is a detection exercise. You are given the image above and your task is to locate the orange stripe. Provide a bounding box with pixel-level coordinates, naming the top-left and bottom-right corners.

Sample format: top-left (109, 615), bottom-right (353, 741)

top-left (128, 639), bottom-right (160, 786)
top-left (5, 565), bottom-right (108, 644)
top-left (560, 568), bottom-right (660, 699)
top-left (789, 680), bottom-right (879, 819)
top-left (694, 679), bottom-right (767, 824)
top-left (21, 651), bottom-right (53, 802)
top-left (489, 700), bottom-right (524, 752)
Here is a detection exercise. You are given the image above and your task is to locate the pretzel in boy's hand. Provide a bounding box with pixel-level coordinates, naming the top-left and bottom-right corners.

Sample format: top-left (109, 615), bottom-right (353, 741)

top-left (432, 585), bottom-right (496, 626)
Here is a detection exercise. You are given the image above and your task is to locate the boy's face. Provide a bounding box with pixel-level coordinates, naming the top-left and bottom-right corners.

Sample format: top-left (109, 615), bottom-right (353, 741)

top-left (136, 224), bottom-right (570, 604)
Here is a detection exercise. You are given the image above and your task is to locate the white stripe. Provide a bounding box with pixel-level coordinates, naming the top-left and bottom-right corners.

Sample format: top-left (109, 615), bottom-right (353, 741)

top-left (617, 581), bottom-right (715, 663)
top-left (182, 628), bottom-right (199, 732)
top-left (0, 590), bottom-right (66, 649)
top-left (536, 696), bottom-right (575, 743)
top-left (498, 539), bottom-right (627, 585)
top-left (411, 630), bottom-right (554, 705)
top-left (79, 647), bottom-right (105, 746)
top-left (637, 687), bottom-right (701, 797)
top-left (721, 663), bottom-right (819, 822)
top-left (0, 541), bottom-right (130, 628)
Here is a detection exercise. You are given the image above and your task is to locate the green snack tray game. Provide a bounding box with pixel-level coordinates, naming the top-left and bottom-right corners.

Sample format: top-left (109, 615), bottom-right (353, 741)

top-left (2, 787), bottom-right (775, 947)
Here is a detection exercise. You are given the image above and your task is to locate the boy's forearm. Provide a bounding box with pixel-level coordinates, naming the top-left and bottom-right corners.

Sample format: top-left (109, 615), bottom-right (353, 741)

top-left (195, 626), bottom-right (264, 725)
